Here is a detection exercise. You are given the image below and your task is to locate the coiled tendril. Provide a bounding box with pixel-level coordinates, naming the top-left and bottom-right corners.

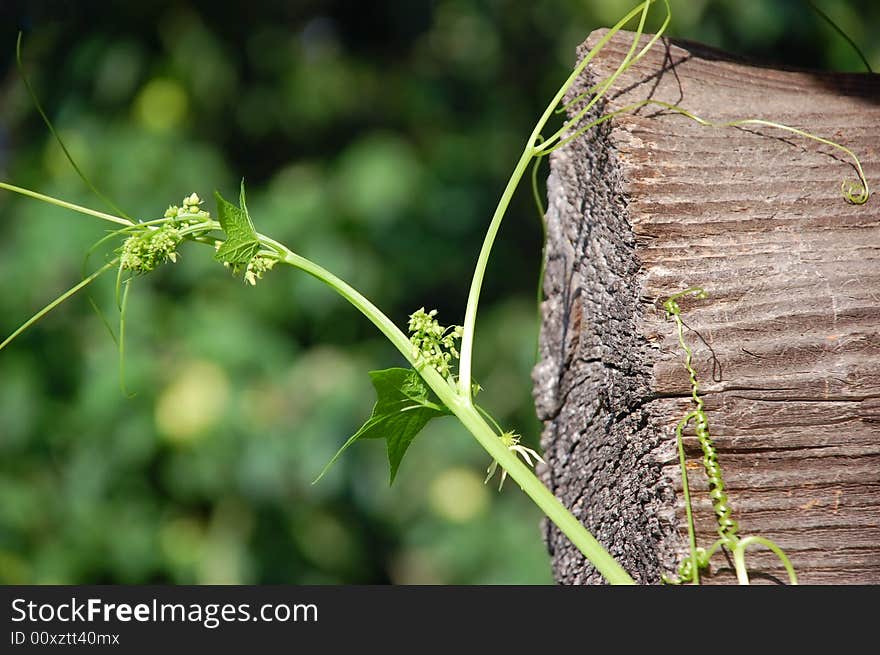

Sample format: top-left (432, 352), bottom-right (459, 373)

top-left (662, 287), bottom-right (797, 585)
top-left (694, 407), bottom-right (738, 539)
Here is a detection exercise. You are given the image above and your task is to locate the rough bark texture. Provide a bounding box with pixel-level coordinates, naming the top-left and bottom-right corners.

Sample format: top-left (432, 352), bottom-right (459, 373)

top-left (534, 30), bottom-right (880, 585)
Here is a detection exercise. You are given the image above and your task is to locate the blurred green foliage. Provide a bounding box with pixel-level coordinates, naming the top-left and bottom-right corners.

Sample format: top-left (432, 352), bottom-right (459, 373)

top-left (0, 1), bottom-right (876, 584)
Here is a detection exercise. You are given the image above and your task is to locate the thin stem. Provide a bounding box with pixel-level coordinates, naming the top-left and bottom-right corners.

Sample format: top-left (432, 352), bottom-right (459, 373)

top-left (458, 151), bottom-right (532, 400)
top-left (539, 1), bottom-right (653, 150)
top-left (734, 536), bottom-right (799, 586)
top-left (0, 182), bottom-right (134, 226)
top-left (530, 138), bottom-right (548, 362)
top-left (676, 411), bottom-right (700, 585)
top-left (476, 403), bottom-right (504, 435)
top-left (15, 33), bottom-right (135, 222)
top-left (546, 99), bottom-right (870, 203)
top-left (733, 546), bottom-right (751, 585)
top-left (555, 1), bottom-right (671, 117)
top-left (532, 1), bottom-right (661, 154)
top-left (0, 259), bottom-right (119, 351)
top-left (273, 244), bottom-right (416, 366)
top-left (653, 101), bottom-right (870, 204)
top-left (118, 276), bottom-right (135, 398)
top-left (806, 0), bottom-right (873, 73)
top-left (458, 0), bottom-right (667, 402)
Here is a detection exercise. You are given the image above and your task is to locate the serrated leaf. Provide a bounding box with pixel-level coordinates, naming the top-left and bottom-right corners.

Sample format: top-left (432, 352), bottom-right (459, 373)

top-left (313, 367), bottom-right (450, 485)
top-left (214, 180), bottom-right (260, 266)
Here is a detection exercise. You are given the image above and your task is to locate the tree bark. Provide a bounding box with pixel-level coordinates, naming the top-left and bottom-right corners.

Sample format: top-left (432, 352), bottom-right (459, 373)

top-left (534, 30), bottom-right (880, 584)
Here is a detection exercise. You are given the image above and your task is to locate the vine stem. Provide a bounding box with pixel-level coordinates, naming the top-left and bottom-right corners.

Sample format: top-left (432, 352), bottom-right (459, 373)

top-left (254, 233), bottom-right (636, 585)
top-left (0, 3), bottom-right (670, 583)
top-left (1, 181), bottom-right (637, 585)
top-left (0, 259), bottom-right (119, 351)
top-left (665, 288), bottom-right (798, 585)
top-left (457, 151), bottom-right (531, 400)
top-left (541, 98), bottom-right (870, 203)
top-left (675, 412), bottom-right (700, 585)
top-left (458, 0), bottom-right (664, 401)
top-left (0, 176), bottom-right (638, 583)
top-left (0, 187), bottom-right (640, 582)
top-left (0, 182), bottom-right (135, 226)
top-left (733, 536), bottom-right (799, 586)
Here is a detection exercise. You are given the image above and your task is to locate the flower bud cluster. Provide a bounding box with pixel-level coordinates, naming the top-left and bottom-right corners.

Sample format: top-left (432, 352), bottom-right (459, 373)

top-left (407, 308), bottom-right (462, 379)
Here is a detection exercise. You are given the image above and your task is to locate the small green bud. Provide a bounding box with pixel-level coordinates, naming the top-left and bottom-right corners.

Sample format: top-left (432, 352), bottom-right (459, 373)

top-left (243, 255), bottom-right (277, 286)
top-left (120, 225), bottom-right (183, 273)
top-left (407, 308), bottom-right (463, 380)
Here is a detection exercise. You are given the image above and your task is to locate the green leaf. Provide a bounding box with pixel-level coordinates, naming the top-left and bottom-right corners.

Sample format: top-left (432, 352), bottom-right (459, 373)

top-left (313, 367), bottom-right (450, 485)
top-left (214, 180), bottom-right (260, 266)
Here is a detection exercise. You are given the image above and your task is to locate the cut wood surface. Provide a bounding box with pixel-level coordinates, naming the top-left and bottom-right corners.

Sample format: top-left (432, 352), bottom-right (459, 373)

top-left (533, 29), bottom-right (880, 584)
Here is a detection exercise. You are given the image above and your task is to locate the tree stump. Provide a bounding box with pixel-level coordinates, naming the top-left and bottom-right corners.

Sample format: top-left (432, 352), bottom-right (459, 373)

top-left (533, 29), bottom-right (880, 584)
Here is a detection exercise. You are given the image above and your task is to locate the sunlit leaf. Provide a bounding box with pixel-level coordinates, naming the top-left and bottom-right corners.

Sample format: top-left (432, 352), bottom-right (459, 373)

top-left (314, 367), bottom-right (450, 485)
top-left (214, 180), bottom-right (260, 266)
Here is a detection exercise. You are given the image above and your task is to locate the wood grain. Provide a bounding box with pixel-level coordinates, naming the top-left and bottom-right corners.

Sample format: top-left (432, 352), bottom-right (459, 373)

top-left (535, 30), bottom-right (880, 584)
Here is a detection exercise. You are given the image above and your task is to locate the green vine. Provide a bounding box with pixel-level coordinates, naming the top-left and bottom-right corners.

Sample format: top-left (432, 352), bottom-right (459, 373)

top-left (661, 288), bottom-right (798, 585)
top-left (1, 0), bottom-right (872, 585)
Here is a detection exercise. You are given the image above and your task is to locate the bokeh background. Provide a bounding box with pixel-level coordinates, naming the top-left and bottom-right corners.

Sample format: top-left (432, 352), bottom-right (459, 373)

top-left (0, 0), bottom-right (876, 584)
